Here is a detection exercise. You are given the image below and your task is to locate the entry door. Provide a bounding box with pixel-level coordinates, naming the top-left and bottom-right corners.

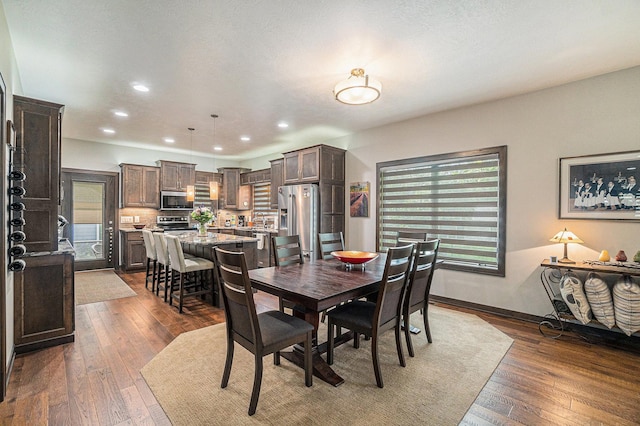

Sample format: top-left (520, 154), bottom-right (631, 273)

top-left (61, 170), bottom-right (118, 271)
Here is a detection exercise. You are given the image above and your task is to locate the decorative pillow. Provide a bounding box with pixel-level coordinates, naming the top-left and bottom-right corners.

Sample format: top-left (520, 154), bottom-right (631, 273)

top-left (584, 272), bottom-right (616, 329)
top-left (559, 273), bottom-right (592, 325)
top-left (612, 276), bottom-right (640, 336)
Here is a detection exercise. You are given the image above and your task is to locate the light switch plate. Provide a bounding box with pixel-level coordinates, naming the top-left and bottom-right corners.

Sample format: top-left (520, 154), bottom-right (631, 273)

top-left (134, 216), bottom-right (140, 223)
top-left (121, 216), bottom-right (133, 223)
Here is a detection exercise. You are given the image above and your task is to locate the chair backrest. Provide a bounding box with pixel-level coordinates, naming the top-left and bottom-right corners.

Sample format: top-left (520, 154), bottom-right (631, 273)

top-left (396, 231), bottom-right (428, 247)
top-left (374, 244), bottom-right (414, 329)
top-left (153, 233), bottom-right (169, 266)
top-left (317, 232), bottom-right (345, 260)
top-left (406, 239), bottom-right (440, 309)
top-left (165, 234), bottom-right (187, 272)
top-left (142, 229), bottom-right (157, 260)
top-left (272, 235), bottom-right (304, 266)
top-left (214, 247), bottom-right (261, 348)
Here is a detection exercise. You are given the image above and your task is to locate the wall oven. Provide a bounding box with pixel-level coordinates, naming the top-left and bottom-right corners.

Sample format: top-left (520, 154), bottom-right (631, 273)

top-left (160, 191), bottom-right (194, 210)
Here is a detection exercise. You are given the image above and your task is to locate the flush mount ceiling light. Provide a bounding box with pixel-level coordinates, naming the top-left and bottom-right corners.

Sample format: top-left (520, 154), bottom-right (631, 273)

top-left (114, 111), bottom-right (128, 117)
top-left (132, 83), bottom-right (149, 92)
top-left (333, 68), bottom-right (382, 105)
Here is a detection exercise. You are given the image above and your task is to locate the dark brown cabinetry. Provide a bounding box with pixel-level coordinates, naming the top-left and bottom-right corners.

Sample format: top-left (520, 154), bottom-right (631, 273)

top-left (240, 168), bottom-right (271, 185)
top-left (13, 96), bottom-right (64, 252)
top-left (281, 145), bottom-right (346, 235)
top-left (283, 146), bottom-right (321, 183)
top-left (220, 168), bottom-right (251, 210)
top-left (270, 158), bottom-right (284, 209)
top-left (14, 252), bottom-right (75, 353)
top-left (159, 160), bottom-right (196, 192)
top-left (121, 231), bottom-right (146, 271)
top-left (120, 164), bottom-right (160, 208)
top-left (195, 171), bottom-right (223, 184)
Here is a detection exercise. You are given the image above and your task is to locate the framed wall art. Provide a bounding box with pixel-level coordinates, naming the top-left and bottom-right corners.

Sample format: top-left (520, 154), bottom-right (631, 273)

top-left (350, 181), bottom-right (370, 217)
top-left (559, 151), bottom-right (640, 220)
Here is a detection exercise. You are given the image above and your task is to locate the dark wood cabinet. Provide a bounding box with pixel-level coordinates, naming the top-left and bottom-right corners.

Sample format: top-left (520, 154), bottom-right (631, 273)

top-left (13, 95), bottom-right (64, 252)
top-left (270, 158), bottom-right (284, 209)
top-left (159, 160), bottom-right (196, 192)
top-left (220, 168), bottom-right (251, 210)
top-left (120, 164), bottom-right (160, 208)
top-left (283, 146), bottom-right (321, 183)
top-left (195, 171), bottom-right (222, 184)
top-left (240, 168), bottom-right (271, 185)
top-left (14, 252), bottom-right (75, 353)
top-left (121, 231), bottom-right (146, 271)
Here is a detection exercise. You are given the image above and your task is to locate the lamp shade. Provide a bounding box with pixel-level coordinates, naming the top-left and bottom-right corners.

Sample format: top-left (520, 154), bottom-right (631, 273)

top-left (549, 228), bottom-right (583, 244)
top-left (186, 185), bottom-right (195, 202)
top-left (209, 181), bottom-right (218, 200)
top-left (334, 68), bottom-right (381, 105)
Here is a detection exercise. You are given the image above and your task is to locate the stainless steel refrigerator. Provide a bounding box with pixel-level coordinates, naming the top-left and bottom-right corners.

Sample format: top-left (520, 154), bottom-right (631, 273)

top-left (277, 184), bottom-right (319, 258)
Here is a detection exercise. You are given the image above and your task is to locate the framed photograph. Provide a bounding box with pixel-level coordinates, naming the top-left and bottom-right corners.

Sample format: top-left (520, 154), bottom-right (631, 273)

top-left (559, 151), bottom-right (640, 220)
top-left (350, 181), bottom-right (370, 217)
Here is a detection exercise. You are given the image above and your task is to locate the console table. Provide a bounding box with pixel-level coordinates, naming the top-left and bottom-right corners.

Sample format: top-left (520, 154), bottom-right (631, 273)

top-left (539, 259), bottom-right (640, 338)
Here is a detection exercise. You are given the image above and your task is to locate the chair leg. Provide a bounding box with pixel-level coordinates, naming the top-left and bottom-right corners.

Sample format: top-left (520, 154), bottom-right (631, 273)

top-left (304, 330), bottom-right (312, 387)
top-left (353, 332), bottom-right (360, 349)
top-left (371, 335), bottom-right (383, 388)
top-left (145, 258), bottom-right (151, 290)
top-left (327, 320), bottom-right (334, 365)
top-left (423, 303), bottom-right (432, 344)
top-left (248, 354), bottom-right (264, 416)
top-left (151, 260), bottom-right (158, 292)
top-left (395, 321), bottom-right (406, 367)
top-left (221, 335), bottom-right (234, 388)
top-left (273, 351), bottom-right (280, 365)
top-left (404, 309), bottom-right (415, 358)
top-left (179, 273), bottom-right (185, 313)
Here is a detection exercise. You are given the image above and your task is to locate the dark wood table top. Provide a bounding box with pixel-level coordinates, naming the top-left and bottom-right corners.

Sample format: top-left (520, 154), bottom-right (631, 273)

top-left (249, 254), bottom-right (387, 313)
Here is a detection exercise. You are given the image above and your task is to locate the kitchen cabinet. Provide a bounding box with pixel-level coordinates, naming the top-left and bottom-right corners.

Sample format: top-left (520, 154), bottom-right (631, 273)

top-left (195, 171), bottom-right (223, 184)
top-left (283, 146), bottom-right (321, 183)
top-left (159, 160), bottom-right (196, 192)
top-left (240, 168), bottom-right (271, 185)
top-left (13, 95), bottom-right (64, 252)
top-left (121, 231), bottom-right (146, 271)
top-left (219, 167), bottom-right (251, 210)
top-left (14, 251), bottom-right (75, 353)
top-left (270, 158), bottom-right (284, 209)
top-left (120, 164), bottom-right (160, 208)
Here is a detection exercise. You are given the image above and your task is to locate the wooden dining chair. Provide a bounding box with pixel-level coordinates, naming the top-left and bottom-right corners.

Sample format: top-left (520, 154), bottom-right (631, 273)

top-left (403, 239), bottom-right (440, 357)
top-left (317, 232), bottom-right (344, 260)
top-left (326, 244), bottom-right (414, 388)
top-left (396, 231), bottom-right (428, 246)
top-left (141, 230), bottom-right (158, 292)
top-left (214, 247), bottom-right (313, 416)
top-left (272, 235), bottom-right (304, 312)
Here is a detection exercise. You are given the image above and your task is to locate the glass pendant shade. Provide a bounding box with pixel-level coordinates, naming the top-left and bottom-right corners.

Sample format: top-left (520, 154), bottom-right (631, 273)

top-left (334, 68), bottom-right (382, 105)
top-left (209, 181), bottom-right (218, 200)
top-left (186, 185), bottom-right (195, 202)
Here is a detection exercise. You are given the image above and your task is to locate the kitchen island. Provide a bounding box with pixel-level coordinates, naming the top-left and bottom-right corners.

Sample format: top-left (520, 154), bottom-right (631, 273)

top-left (178, 233), bottom-right (259, 307)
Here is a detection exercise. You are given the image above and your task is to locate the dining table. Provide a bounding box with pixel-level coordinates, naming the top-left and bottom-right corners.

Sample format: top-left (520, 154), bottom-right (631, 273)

top-left (248, 253), bottom-right (388, 386)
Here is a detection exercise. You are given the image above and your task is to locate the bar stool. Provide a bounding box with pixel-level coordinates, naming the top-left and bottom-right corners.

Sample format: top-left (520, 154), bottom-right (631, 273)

top-left (153, 233), bottom-right (173, 302)
top-left (141, 230), bottom-right (158, 292)
top-left (165, 234), bottom-right (215, 313)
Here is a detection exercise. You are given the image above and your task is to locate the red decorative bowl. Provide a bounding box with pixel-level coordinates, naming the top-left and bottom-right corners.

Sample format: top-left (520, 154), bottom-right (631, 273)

top-left (133, 224), bottom-right (146, 229)
top-left (331, 251), bottom-right (379, 264)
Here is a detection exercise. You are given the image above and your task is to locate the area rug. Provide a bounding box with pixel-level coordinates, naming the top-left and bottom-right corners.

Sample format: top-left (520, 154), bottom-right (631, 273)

top-left (141, 306), bottom-right (513, 425)
top-left (75, 269), bottom-right (137, 305)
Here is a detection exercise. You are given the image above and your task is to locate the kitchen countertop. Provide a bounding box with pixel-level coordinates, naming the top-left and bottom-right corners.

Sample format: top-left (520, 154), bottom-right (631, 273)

top-left (119, 227), bottom-right (164, 233)
top-left (177, 233), bottom-right (259, 245)
top-left (206, 226), bottom-right (278, 233)
top-left (19, 238), bottom-right (76, 257)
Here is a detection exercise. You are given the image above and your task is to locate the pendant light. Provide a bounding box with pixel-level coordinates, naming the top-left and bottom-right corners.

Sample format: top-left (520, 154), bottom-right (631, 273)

top-left (209, 114), bottom-right (219, 200)
top-left (186, 127), bottom-right (195, 202)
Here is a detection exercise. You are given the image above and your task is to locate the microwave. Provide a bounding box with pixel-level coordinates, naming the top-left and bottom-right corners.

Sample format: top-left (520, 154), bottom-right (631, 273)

top-left (160, 191), bottom-right (194, 210)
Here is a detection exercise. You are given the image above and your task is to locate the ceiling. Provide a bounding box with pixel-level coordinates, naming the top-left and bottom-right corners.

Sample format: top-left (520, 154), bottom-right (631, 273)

top-left (3, 1), bottom-right (640, 160)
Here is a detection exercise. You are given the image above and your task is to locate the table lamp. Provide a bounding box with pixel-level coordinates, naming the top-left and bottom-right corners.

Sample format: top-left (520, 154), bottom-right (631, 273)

top-left (549, 228), bottom-right (583, 264)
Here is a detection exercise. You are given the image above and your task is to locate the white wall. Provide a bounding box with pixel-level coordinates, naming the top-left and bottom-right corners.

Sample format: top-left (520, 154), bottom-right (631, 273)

top-left (62, 138), bottom-right (241, 172)
top-left (0, 2), bottom-right (23, 381)
top-left (340, 66), bottom-right (640, 316)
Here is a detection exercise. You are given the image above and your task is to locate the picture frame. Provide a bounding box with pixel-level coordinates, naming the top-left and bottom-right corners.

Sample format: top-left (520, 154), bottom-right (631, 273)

top-left (350, 181), bottom-right (370, 217)
top-left (559, 151), bottom-right (640, 220)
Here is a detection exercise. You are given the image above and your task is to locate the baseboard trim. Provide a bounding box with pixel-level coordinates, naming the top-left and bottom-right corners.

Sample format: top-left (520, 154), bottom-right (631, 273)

top-left (430, 295), bottom-right (544, 324)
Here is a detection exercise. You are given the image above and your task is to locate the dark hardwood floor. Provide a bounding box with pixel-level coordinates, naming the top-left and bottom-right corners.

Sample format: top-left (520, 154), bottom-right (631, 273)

top-left (1, 270), bottom-right (639, 425)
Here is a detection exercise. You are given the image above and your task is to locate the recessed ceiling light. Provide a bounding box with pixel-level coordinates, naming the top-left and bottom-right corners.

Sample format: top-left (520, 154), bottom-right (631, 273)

top-left (114, 111), bottom-right (128, 117)
top-left (214, 146), bottom-right (223, 151)
top-left (627, 167), bottom-right (637, 170)
top-left (163, 137), bottom-right (175, 143)
top-left (277, 122), bottom-right (289, 128)
top-left (103, 128), bottom-right (115, 134)
top-left (133, 84), bottom-right (149, 92)
top-left (240, 136), bottom-right (251, 142)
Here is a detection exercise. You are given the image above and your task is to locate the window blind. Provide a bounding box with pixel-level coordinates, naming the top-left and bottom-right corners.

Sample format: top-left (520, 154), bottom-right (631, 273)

top-left (377, 146), bottom-right (507, 276)
top-left (253, 182), bottom-right (276, 216)
top-left (194, 184), bottom-right (213, 210)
